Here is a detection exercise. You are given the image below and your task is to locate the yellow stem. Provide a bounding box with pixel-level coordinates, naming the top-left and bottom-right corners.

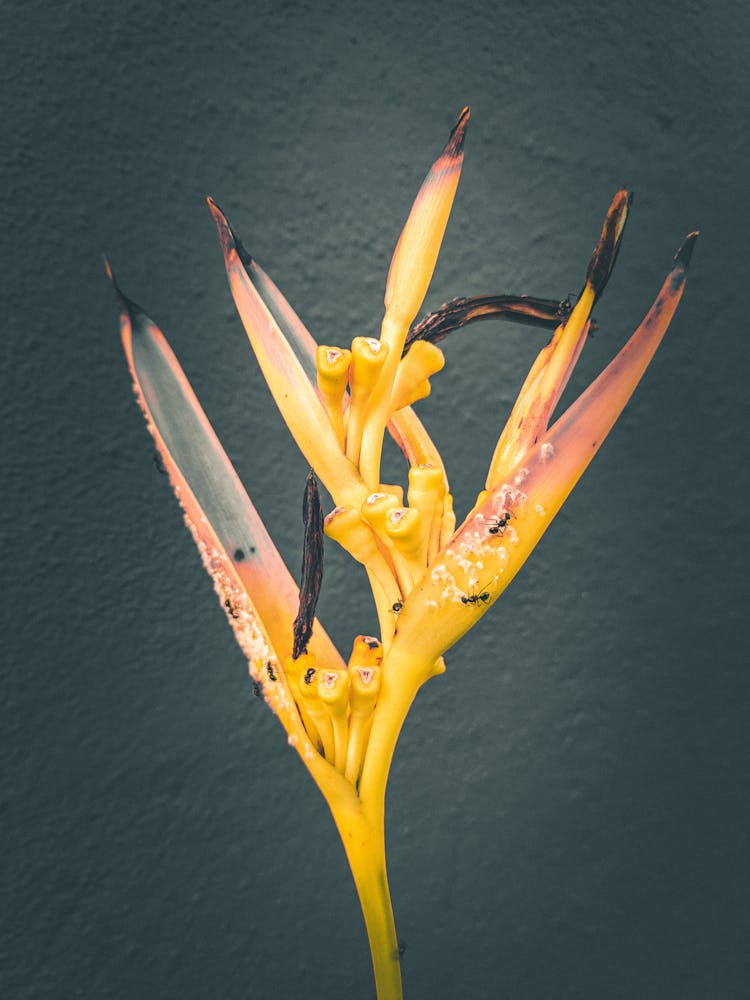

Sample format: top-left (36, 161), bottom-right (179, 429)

top-left (329, 797), bottom-right (402, 1000)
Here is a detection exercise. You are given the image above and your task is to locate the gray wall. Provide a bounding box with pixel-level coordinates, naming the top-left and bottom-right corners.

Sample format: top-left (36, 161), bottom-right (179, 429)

top-left (3, 1), bottom-right (747, 997)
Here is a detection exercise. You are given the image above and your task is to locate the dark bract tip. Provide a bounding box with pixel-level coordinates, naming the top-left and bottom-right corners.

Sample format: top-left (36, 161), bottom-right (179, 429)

top-left (674, 231), bottom-right (699, 269)
top-left (207, 196), bottom-right (254, 270)
top-left (446, 106), bottom-right (470, 157)
top-left (103, 258), bottom-right (148, 324)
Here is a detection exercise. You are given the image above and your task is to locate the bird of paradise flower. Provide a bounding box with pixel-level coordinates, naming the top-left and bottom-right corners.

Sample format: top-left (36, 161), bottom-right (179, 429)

top-left (109, 108), bottom-right (697, 999)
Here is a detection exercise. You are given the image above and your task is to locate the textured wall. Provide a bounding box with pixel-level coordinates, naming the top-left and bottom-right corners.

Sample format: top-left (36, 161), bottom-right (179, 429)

top-left (3, 1), bottom-right (748, 997)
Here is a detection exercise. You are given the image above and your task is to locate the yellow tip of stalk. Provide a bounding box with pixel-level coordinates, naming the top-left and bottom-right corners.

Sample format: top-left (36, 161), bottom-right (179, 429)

top-left (346, 338), bottom-right (390, 468)
top-left (317, 344), bottom-right (352, 446)
top-left (408, 464), bottom-right (445, 564)
top-left (318, 668), bottom-right (351, 717)
top-left (384, 108), bottom-right (469, 334)
top-left (390, 341), bottom-right (445, 412)
top-left (349, 634), bottom-right (384, 666)
top-left (360, 491), bottom-right (400, 533)
top-left (348, 664), bottom-right (382, 715)
top-left (384, 507), bottom-right (424, 558)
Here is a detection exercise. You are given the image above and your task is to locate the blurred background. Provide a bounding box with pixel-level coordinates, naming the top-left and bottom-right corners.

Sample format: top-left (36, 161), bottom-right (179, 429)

top-left (2, 1), bottom-right (748, 997)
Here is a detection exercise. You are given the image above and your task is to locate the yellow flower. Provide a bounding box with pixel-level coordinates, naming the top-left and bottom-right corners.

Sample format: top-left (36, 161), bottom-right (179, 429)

top-left (110, 107), bottom-right (696, 1000)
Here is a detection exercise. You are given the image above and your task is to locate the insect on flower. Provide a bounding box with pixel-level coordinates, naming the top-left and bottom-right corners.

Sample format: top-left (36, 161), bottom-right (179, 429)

top-left (460, 587), bottom-right (491, 607)
top-left (488, 511), bottom-right (512, 535)
top-left (109, 107), bottom-right (696, 1000)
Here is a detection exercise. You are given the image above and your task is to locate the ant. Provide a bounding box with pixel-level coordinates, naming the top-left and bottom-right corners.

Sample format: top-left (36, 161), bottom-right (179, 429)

top-left (265, 662), bottom-right (277, 682)
top-left (224, 598), bottom-right (240, 620)
top-left (488, 511), bottom-right (511, 536)
top-left (461, 587), bottom-right (490, 607)
top-left (304, 667), bottom-right (316, 685)
top-left (391, 600), bottom-right (403, 615)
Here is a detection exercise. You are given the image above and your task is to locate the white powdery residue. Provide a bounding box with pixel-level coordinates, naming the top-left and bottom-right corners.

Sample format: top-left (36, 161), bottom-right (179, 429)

top-left (274, 685), bottom-right (291, 712)
top-left (505, 525), bottom-right (520, 545)
top-left (540, 442), bottom-right (555, 461)
top-left (425, 600), bottom-right (438, 610)
top-left (432, 563), bottom-right (462, 605)
top-left (236, 612), bottom-right (272, 675)
top-left (443, 585), bottom-right (465, 604)
top-left (494, 546), bottom-right (508, 563)
top-left (453, 549), bottom-right (479, 575)
top-left (493, 484), bottom-right (527, 515)
top-left (287, 733), bottom-right (299, 748)
top-left (431, 564), bottom-right (455, 584)
top-left (364, 337), bottom-right (383, 352)
top-left (514, 467), bottom-right (530, 486)
top-left (474, 539), bottom-right (496, 561)
top-left (535, 504), bottom-right (546, 517)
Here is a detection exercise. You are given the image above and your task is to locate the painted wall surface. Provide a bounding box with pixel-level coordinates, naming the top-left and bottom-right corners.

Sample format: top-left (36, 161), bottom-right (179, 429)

top-left (3, 1), bottom-right (747, 997)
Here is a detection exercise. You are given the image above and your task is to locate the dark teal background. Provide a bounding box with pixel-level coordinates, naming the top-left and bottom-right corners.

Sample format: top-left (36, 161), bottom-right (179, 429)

top-left (3, 1), bottom-right (748, 997)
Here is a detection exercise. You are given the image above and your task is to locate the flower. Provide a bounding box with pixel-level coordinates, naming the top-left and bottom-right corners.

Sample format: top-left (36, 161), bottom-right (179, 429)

top-left (109, 107), bottom-right (696, 1000)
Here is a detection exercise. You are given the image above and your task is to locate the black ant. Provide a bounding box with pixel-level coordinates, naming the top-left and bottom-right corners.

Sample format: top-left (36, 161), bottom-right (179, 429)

top-left (391, 600), bottom-right (403, 615)
top-left (488, 511), bottom-right (511, 536)
top-left (266, 661), bottom-right (277, 682)
top-left (461, 588), bottom-right (490, 606)
top-left (152, 450), bottom-right (167, 475)
top-left (304, 667), bottom-right (316, 685)
top-left (224, 598), bottom-right (240, 620)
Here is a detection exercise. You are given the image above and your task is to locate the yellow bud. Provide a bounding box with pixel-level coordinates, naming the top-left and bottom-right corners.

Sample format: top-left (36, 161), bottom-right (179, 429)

top-left (317, 668), bottom-right (351, 718)
top-left (324, 506), bottom-right (402, 610)
top-left (298, 661), bottom-right (335, 762)
top-left (285, 653), bottom-right (323, 755)
top-left (350, 337), bottom-right (389, 393)
top-left (348, 664), bottom-right (381, 716)
top-left (349, 634), bottom-right (384, 667)
top-left (384, 507), bottom-right (423, 559)
top-left (360, 491), bottom-right (400, 533)
top-left (384, 507), bottom-right (426, 592)
top-left (408, 463), bottom-right (445, 562)
top-left (390, 341), bottom-right (445, 412)
top-left (346, 338), bottom-right (390, 467)
top-left (317, 344), bottom-right (352, 389)
top-left (316, 344), bottom-right (352, 447)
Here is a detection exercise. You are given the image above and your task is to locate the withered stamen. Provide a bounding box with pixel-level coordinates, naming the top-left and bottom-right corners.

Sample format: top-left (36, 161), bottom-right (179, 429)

top-left (293, 470), bottom-right (325, 659)
top-left (404, 294), bottom-right (574, 354)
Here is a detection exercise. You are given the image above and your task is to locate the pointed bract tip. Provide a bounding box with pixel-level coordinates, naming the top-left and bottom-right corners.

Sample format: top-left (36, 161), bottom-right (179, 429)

top-left (675, 231), bottom-right (699, 269)
top-left (102, 259), bottom-right (152, 330)
top-left (446, 106), bottom-right (470, 157)
top-left (207, 196), bottom-right (254, 270)
top-left (102, 256), bottom-right (137, 318)
top-left (586, 188), bottom-right (632, 301)
top-left (207, 196), bottom-right (233, 251)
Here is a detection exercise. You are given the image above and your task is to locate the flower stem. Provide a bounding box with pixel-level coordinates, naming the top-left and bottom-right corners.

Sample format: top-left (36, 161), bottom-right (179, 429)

top-left (331, 800), bottom-right (402, 999)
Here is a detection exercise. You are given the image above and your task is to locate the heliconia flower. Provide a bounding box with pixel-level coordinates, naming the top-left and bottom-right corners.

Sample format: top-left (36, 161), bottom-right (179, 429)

top-left (111, 108), bottom-right (696, 1000)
